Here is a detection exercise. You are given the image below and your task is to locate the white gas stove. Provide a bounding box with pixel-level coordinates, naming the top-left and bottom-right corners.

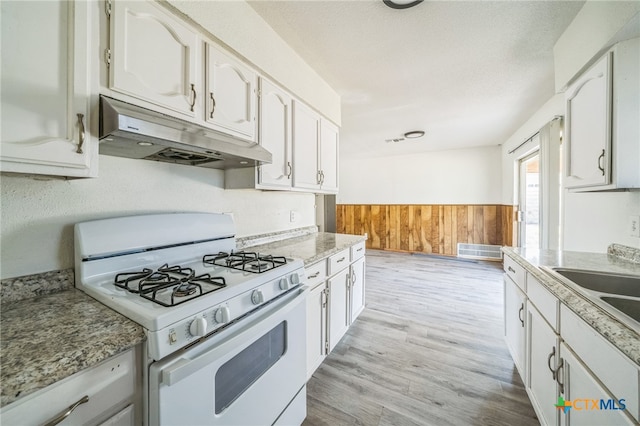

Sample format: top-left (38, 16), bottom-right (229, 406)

top-left (74, 213), bottom-right (308, 425)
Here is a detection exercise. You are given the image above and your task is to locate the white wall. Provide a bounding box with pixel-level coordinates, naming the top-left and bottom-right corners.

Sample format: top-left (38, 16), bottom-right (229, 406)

top-left (166, 0), bottom-right (341, 125)
top-left (0, 156), bottom-right (315, 279)
top-left (337, 146), bottom-right (502, 205)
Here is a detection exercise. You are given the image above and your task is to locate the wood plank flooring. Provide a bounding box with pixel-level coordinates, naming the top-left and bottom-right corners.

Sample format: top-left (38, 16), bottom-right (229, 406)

top-left (303, 250), bottom-right (538, 426)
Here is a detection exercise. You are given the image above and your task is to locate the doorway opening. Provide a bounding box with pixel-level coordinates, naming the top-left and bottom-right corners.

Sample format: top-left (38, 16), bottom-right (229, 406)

top-left (518, 151), bottom-right (540, 249)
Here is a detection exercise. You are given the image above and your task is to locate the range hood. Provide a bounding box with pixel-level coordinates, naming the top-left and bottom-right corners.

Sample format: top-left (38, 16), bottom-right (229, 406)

top-left (99, 96), bottom-right (271, 169)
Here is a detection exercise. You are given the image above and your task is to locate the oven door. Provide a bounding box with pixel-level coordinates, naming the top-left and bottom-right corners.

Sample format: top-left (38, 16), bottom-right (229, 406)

top-left (148, 287), bottom-right (307, 426)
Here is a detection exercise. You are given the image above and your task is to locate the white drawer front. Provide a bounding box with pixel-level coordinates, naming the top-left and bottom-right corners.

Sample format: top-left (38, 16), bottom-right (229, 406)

top-left (351, 242), bottom-right (366, 261)
top-left (328, 249), bottom-right (350, 276)
top-left (560, 304), bottom-right (639, 422)
top-left (1, 349), bottom-right (137, 426)
top-left (527, 274), bottom-right (559, 332)
top-left (504, 255), bottom-right (526, 292)
top-left (305, 260), bottom-right (327, 289)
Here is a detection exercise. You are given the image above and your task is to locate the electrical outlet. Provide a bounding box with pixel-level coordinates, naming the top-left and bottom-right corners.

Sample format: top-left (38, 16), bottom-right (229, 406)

top-left (290, 210), bottom-right (299, 223)
top-left (629, 215), bottom-right (640, 238)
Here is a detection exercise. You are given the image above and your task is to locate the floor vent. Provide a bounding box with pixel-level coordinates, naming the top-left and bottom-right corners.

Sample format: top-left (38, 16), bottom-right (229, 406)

top-left (457, 243), bottom-right (503, 261)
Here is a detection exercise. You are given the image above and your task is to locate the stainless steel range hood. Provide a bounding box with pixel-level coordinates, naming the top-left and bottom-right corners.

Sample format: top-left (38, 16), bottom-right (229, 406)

top-left (99, 96), bottom-right (271, 169)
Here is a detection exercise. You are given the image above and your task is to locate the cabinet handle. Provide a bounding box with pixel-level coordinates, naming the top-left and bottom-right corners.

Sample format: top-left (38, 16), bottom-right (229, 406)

top-left (286, 161), bottom-right (292, 178)
top-left (597, 149), bottom-right (605, 176)
top-left (555, 358), bottom-right (565, 394)
top-left (210, 92), bottom-right (216, 118)
top-left (336, 257), bottom-right (346, 263)
top-left (320, 170), bottom-right (325, 184)
top-left (547, 346), bottom-right (556, 380)
top-left (518, 304), bottom-right (524, 327)
top-left (508, 266), bottom-right (515, 273)
top-left (316, 170), bottom-right (322, 184)
top-left (190, 84), bottom-right (196, 112)
top-left (76, 113), bottom-right (85, 154)
top-left (43, 395), bottom-right (89, 426)
top-left (357, 247), bottom-right (363, 252)
top-left (309, 272), bottom-right (320, 279)
top-left (351, 272), bottom-right (356, 284)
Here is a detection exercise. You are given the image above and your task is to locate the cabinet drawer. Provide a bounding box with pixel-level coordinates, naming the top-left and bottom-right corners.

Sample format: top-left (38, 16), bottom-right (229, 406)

top-left (351, 242), bottom-right (366, 261)
top-left (560, 304), bottom-right (639, 421)
top-left (305, 260), bottom-right (327, 289)
top-left (1, 349), bottom-right (137, 426)
top-left (328, 249), bottom-right (350, 276)
top-left (504, 255), bottom-right (526, 292)
top-left (527, 275), bottom-right (558, 332)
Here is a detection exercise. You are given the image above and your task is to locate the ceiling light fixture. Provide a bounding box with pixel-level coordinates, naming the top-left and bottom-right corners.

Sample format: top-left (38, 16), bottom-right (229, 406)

top-left (404, 130), bottom-right (425, 139)
top-left (383, 0), bottom-right (424, 10)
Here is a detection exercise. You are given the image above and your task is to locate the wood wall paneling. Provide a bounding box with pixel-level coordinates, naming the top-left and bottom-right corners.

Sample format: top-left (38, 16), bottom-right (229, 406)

top-left (337, 204), bottom-right (515, 256)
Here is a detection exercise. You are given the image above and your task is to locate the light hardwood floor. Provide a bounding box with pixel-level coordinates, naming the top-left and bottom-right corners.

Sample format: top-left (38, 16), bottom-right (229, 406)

top-left (303, 249), bottom-right (539, 426)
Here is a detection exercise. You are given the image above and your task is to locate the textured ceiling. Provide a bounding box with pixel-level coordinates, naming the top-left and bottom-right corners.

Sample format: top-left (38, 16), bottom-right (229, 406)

top-left (248, 0), bottom-right (585, 159)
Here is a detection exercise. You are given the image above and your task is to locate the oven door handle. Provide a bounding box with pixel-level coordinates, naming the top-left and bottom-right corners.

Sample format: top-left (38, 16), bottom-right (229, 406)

top-left (162, 287), bottom-right (308, 386)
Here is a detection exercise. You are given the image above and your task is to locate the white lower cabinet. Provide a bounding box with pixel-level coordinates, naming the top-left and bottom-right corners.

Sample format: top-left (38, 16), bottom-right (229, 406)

top-left (0, 348), bottom-right (139, 426)
top-left (558, 342), bottom-right (635, 426)
top-left (504, 275), bottom-right (527, 380)
top-left (527, 304), bottom-right (560, 426)
top-left (305, 242), bottom-right (366, 379)
top-left (328, 267), bottom-right (351, 352)
top-left (503, 253), bottom-right (640, 426)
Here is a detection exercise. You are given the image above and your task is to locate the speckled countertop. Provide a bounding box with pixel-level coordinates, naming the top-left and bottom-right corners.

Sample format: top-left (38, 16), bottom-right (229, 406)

top-left (502, 246), bottom-right (640, 367)
top-left (0, 276), bottom-right (145, 408)
top-left (242, 231), bottom-right (366, 266)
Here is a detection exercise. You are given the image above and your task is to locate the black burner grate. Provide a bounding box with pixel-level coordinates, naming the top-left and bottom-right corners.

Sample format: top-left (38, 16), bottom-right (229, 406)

top-left (203, 251), bottom-right (287, 273)
top-left (114, 263), bottom-right (226, 307)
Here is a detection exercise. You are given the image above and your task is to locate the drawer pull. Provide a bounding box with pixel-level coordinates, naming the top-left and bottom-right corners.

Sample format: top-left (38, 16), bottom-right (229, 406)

top-left (356, 247), bottom-right (363, 252)
top-left (44, 395), bottom-right (89, 426)
top-left (547, 346), bottom-right (556, 380)
top-left (508, 266), bottom-right (516, 273)
top-left (336, 257), bottom-right (346, 263)
top-left (308, 272), bottom-right (320, 279)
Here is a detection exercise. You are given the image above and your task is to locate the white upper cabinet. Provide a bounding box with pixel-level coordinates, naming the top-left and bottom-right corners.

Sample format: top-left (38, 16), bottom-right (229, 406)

top-left (0, 0), bottom-right (96, 177)
top-left (110, 0), bottom-right (199, 118)
top-left (257, 78), bottom-right (292, 189)
top-left (564, 37), bottom-right (640, 191)
top-left (205, 44), bottom-right (257, 141)
top-left (319, 119), bottom-right (339, 193)
top-left (292, 101), bottom-right (339, 193)
top-left (292, 100), bottom-right (321, 191)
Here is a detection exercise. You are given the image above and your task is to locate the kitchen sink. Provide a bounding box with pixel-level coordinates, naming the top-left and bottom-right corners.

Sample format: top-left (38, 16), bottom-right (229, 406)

top-left (542, 266), bottom-right (640, 334)
top-left (551, 268), bottom-right (640, 297)
top-left (601, 297), bottom-right (640, 322)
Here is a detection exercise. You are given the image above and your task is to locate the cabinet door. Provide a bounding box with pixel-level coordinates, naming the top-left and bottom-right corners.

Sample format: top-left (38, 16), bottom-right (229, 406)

top-left (328, 268), bottom-right (350, 352)
top-left (527, 304), bottom-right (560, 426)
top-left (306, 283), bottom-right (327, 380)
top-left (258, 78), bottom-right (292, 189)
top-left (319, 119), bottom-right (339, 193)
top-left (110, 1), bottom-right (198, 118)
top-left (504, 275), bottom-right (527, 381)
top-left (559, 343), bottom-right (635, 426)
top-left (205, 44), bottom-right (256, 140)
top-left (350, 257), bottom-right (366, 323)
top-left (0, 0), bottom-right (95, 177)
top-left (565, 53), bottom-right (612, 189)
top-left (292, 101), bottom-right (321, 191)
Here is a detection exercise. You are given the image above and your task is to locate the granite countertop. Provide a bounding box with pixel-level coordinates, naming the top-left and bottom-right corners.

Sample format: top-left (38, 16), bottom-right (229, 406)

top-left (502, 246), bottom-right (640, 367)
top-left (0, 288), bottom-right (145, 407)
top-left (242, 231), bottom-right (366, 266)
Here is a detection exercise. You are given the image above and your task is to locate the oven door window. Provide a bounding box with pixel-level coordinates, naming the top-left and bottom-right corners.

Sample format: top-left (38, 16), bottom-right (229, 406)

top-left (215, 321), bottom-right (286, 414)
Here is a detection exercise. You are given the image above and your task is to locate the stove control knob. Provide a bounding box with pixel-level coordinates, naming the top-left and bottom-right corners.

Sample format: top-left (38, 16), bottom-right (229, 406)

top-left (215, 306), bottom-right (230, 324)
top-left (290, 273), bottom-right (300, 285)
top-left (189, 317), bottom-right (208, 337)
top-left (279, 278), bottom-right (290, 290)
top-left (251, 289), bottom-right (264, 305)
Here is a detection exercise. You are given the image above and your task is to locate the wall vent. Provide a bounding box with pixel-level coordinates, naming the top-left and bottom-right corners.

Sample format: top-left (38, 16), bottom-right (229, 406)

top-left (457, 243), bottom-right (502, 261)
